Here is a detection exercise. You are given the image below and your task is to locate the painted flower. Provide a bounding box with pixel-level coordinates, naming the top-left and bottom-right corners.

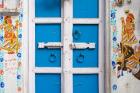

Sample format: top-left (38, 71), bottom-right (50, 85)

top-left (0, 82), bottom-right (5, 88)
top-left (0, 36), bottom-right (3, 41)
top-left (17, 75), bottom-right (21, 79)
top-left (17, 53), bottom-right (21, 58)
top-left (0, 58), bottom-right (4, 62)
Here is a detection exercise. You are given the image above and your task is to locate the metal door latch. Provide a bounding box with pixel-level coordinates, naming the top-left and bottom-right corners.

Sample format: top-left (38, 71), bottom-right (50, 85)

top-left (70, 43), bottom-right (95, 49)
top-left (38, 42), bottom-right (62, 49)
top-left (38, 42), bottom-right (95, 49)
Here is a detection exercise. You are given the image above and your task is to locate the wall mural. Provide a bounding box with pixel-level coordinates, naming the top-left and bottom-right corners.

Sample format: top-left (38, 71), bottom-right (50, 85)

top-left (0, 1), bottom-right (23, 93)
top-left (110, 0), bottom-right (140, 93)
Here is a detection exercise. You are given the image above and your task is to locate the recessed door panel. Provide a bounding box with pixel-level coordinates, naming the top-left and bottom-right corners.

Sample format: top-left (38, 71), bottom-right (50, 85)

top-left (73, 74), bottom-right (99, 93)
top-left (35, 0), bottom-right (61, 17)
top-left (35, 24), bottom-right (61, 42)
top-left (35, 74), bottom-right (61, 93)
top-left (73, 49), bottom-right (98, 67)
top-left (73, 25), bottom-right (98, 42)
top-left (73, 0), bottom-right (99, 18)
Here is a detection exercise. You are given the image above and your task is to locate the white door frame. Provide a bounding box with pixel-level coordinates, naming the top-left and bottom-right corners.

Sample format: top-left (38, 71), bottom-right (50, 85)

top-left (105, 0), bottom-right (111, 93)
top-left (22, 0), bottom-right (28, 93)
top-left (29, 0), bottom-right (105, 93)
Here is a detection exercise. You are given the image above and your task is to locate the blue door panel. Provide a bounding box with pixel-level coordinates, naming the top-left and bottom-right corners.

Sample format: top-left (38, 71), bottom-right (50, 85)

top-left (35, 24), bottom-right (61, 42)
top-left (35, 0), bottom-right (61, 17)
top-left (73, 74), bottom-right (99, 93)
top-left (35, 24), bottom-right (61, 67)
top-left (73, 25), bottom-right (98, 42)
top-left (35, 49), bottom-right (61, 67)
top-left (35, 74), bottom-right (61, 93)
top-left (73, 25), bottom-right (98, 67)
top-left (73, 49), bottom-right (98, 67)
top-left (73, 0), bottom-right (99, 18)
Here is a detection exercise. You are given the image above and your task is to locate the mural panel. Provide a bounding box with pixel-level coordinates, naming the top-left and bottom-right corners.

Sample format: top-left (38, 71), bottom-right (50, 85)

top-left (110, 0), bottom-right (140, 93)
top-left (0, 0), bottom-right (23, 93)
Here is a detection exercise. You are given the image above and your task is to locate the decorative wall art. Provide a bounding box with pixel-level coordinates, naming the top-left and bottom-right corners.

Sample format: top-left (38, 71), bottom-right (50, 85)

top-left (0, 0), bottom-right (3, 8)
top-left (0, 0), bottom-right (20, 10)
top-left (110, 0), bottom-right (140, 93)
top-left (0, 0), bottom-right (23, 93)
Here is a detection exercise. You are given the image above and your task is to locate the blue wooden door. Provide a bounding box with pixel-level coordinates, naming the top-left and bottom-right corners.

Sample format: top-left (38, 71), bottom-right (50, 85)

top-left (29, 0), bottom-right (104, 93)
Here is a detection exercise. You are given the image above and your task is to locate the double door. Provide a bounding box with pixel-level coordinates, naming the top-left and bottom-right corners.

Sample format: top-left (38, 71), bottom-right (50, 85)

top-left (29, 0), bottom-right (104, 93)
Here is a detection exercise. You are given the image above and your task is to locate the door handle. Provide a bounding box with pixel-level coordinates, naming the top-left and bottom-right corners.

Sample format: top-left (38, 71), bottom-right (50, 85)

top-left (49, 53), bottom-right (57, 63)
top-left (73, 30), bottom-right (81, 40)
top-left (77, 53), bottom-right (84, 63)
top-left (38, 42), bottom-right (95, 49)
